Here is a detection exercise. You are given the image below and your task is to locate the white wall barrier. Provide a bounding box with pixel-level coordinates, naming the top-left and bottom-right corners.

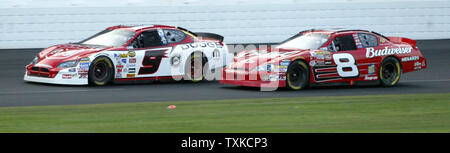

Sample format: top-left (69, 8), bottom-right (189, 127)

top-left (0, 0), bottom-right (449, 49)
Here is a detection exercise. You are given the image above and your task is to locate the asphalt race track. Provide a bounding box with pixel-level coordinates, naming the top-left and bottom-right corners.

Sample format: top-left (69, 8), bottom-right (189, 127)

top-left (1, 40), bottom-right (449, 107)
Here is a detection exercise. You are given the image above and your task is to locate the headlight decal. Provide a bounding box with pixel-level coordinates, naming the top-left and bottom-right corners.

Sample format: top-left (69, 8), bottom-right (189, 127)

top-left (57, 60), bottom-right (79, 68)
top-left (254, 63), bottom-right (288, 72)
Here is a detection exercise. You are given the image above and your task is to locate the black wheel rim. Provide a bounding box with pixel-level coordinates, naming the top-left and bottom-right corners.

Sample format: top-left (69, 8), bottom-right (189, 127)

top-left (289, 67), bottom-right (304, 87)
top-left (93, 62), bottom-right (108, 80)
top-left (382, 63), bottom-right (397, 82)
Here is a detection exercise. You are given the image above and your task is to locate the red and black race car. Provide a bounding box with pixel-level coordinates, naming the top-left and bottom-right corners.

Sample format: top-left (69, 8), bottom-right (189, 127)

top-left (220, 29), bottom-right (427, 90)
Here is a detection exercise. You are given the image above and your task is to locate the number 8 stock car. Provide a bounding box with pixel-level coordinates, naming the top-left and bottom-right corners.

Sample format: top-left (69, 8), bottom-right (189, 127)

top-left (25, 25), bottom-right (233, 85)
top-left (220, 29), bottom-right (427, 90)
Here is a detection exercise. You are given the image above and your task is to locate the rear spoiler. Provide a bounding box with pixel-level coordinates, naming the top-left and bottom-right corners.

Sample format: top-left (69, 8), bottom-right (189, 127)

top-left (387, 37), bottom-right (416, 47)
top-left (195, 32), bottom-right (224, 42)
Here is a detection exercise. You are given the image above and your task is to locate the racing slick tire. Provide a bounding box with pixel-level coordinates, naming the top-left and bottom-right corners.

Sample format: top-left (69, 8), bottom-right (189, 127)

top-left (379, 57), bottom-right (402, 87)
top-left (184, 52), bottom-right (208, 83)
top-left (88, 56), bottom-right (114, 86)
top-left (286, 60), bottom-right (310, 90)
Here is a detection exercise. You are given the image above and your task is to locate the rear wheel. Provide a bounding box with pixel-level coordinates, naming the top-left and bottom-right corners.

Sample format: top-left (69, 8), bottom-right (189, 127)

top-left (184, 53), bottom-right (208, 82)
top-left (286, 60), bottom-right (310, 90)
top-left (88, 57), bottom-right (114, 86)
top-left (379, 57), bottom-right (401, 86)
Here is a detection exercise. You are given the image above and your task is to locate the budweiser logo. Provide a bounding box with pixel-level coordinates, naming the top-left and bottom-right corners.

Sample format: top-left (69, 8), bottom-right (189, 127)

top-left (366, 46), bottom-right (412, 58)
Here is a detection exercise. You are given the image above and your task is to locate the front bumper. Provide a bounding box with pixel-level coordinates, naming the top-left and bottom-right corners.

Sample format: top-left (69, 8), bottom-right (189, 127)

top-left (219, 68), bottom-right (286, 88)
top-left (24, 70), bottom-right (88, 85)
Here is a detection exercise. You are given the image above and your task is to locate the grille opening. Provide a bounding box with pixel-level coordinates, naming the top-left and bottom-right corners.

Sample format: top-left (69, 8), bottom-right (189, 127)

top-left (29, 67), bottom-right (51, 78)
top-left (31, 67), bottom-right (40, 71)
top-left (41, 68), bottom-right (49, 72)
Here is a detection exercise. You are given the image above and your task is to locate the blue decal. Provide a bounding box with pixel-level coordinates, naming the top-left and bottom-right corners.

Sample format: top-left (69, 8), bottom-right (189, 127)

top-left (79, 63), bottom-right (90, 68)
top-left (280, 60), bottom-right (290, 66)
top-left (68, 68), bottom-right (76, 72)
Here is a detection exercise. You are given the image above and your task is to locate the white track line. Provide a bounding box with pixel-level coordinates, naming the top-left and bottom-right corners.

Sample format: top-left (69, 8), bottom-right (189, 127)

top-left (0, 89), bottom-right (125, 95)
top-left (0, 79), bottom-right (448, 94)
top-left (402, 79), bottom-right (450, 83)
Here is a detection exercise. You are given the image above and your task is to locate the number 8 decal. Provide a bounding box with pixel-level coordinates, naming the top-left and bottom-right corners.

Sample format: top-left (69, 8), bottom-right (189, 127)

top-left (332, 53), bottom-right (359, 77)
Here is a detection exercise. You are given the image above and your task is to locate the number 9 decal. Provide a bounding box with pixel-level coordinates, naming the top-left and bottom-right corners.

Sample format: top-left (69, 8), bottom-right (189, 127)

top-left (332, 53), bottom-right (359, 77)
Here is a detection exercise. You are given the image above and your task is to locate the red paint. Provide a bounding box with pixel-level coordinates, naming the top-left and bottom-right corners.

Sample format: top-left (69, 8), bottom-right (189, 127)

top-left (221, 29), bottom-right (427, 88)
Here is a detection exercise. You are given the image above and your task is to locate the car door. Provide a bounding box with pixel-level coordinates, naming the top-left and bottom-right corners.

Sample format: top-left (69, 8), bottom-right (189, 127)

top-left (126, 29), bottom-right (171, 78)
top-left (328, 32), bottom-right (382, 82)
top-left (324, 33), bottom-right (364, 82)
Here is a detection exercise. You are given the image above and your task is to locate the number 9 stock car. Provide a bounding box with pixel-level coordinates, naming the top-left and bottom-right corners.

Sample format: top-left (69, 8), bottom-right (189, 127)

top-left (25, 25), bottom-right (233, 85)
top-left (220, 29), bottom-right (427, 90)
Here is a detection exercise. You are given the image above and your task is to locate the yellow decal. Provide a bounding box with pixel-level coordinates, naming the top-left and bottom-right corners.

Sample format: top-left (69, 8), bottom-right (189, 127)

top-left (119, 54), bottom-right (128, 58)
top-left (128, 51), bottom-right (136, 57)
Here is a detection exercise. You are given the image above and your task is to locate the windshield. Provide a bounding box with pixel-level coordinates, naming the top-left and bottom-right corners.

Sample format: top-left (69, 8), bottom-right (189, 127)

top-left (277, 33), bottom-right (329, 50)
top-left (79, 29), bottom-right (136, 47)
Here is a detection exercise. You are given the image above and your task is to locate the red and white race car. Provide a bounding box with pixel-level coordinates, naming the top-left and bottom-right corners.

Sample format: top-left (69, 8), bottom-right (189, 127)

top-left (25, 25), bottom-right (233, 85)
top-left (220, 29), bottom-right (427, 90)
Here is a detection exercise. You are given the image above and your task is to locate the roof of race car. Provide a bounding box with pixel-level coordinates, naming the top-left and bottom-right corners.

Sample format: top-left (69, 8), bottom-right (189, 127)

top-left (105, 24), bottom-right (177, 31)
top-left (300, 29), bottom-right (370, 34)
top-left (104, 24), bottom-right (200, 37)
top-left (300, 28), bottom-right (389, 40)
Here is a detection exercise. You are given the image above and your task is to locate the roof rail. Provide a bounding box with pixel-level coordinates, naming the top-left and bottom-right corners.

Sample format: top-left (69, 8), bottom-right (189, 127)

top-left (332, 29), bottom-right (370, 34)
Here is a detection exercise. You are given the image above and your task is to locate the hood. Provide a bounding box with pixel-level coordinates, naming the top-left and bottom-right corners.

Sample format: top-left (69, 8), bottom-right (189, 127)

top-left (34, 43), bottom-right (109, 68)
top-left (231, 48), bottom-right (309, 71)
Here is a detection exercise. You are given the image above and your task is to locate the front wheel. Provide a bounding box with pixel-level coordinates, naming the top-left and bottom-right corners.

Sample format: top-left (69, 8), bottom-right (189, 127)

top-left (379, 57), bottom-right (402, 86)
top-left (286, 60), bottom-right (310, 90)
top-left (88, 57), bottom-right (114, 86)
